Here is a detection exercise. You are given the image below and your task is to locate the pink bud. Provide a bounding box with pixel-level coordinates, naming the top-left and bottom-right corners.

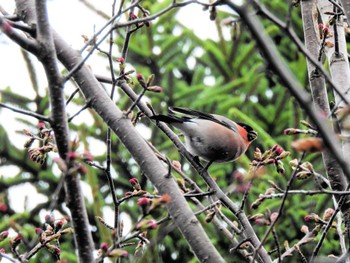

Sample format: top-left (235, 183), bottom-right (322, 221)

top-left (35, 228), bottom-right (43, 234)
top-left (275, 147), bottom-right (284, 155)
top-left (304, 215), bottom-right (311, 222)
top-left (323, 208), bottom-right (335, 221)
top-left (148, 219), bottom-right (158, 229)
top-left (147, 86), bottom-right (163, 93)
top-left (116, 57), bottom-right (125, 63)
top-left (0, 203), bottom-right (8, 212)
top-left (14, 235), bottom-right (22, 242)
top-left (83, 151), bottom-right (94, 162)
top-left (136, 74), bottom-right (144, 81)
top-left (38, 122), bottom-right (46, 129)
top-left (67, 152), bottom-right (78, 160)
top-left (270, 212), bottom-right (278, 223)
top-left (100, 242), bottom-right (109, 252)
top-left (137, 197), bottom-right (150, 207)
top-left (78, 164), bottom-right (88, 175)
top-left (0, 231), bottom-right (9, 241)
top-left (129, 178), bottom-right (139, 184)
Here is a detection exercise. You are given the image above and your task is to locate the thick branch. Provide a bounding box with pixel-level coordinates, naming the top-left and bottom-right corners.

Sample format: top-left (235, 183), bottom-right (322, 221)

top-left (301, 0), bottom-right (349, 206)
top-left (15, 1), bottom-right (95, 262)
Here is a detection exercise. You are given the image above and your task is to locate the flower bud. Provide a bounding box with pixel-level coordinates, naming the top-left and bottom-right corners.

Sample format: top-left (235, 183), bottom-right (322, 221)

top-left (129, 177), bottom-right (141, 191)
top-left (283, 128), bottom-right (302, 135)
top-left (270, 212), bottom-right (278, 223)
top-left (205, 210), bottom-right (216, 223)
top-left (300, 225), bottom-right (309, 234)
top-left (172, 160), bottom-right (182, 171)
top-left (254, 147), bottom-right (262, 161)
top-left (45, 214), bottom-right (55, 227)
top-left (116, 57), bottom-right (125, 63)
top-left (0, 203), bottom-right (7, 212)
top-left (147, 85), bottom-right (163, 93)
top-left (323, 208), bottom-right (335, 221)
top-left (136, 74), bottom-right (147, 88)
top-left (67, 152), bottom-right (78, 160)
top-left (38, 122), bottom-right (46, 130)
top-left (0, 231), bottom-right (9, 241)
top-left (137, 197), bottom-right (150, 207)
top-left (83, 151), bottom-right (94, 162)
top-left (146, 74), bottom-right (155, 86)
top-left (108, 249), bottom-right (128, 258)
top-left (275, 160), bottom-right (285, 175)
top-left (100, 242), bottom-right (109, 253)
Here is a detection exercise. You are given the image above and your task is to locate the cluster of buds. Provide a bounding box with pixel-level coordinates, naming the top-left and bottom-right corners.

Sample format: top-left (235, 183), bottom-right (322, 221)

top-left (251, 144), bottom-right (289, 175)
top-left (46, 243), bottom-right (61, 260)
top-left (136, 73), bottom-right (163, 93)
top-left (290, 159), bottom-right (314, 180)
top-left (249, 212), bottom-right (279, 226)
top-left (304, 208), bottom-right (335, 227)
top-left (129, 8), bottom-right (152, 28)
top-left (9, 234), bottom-right (22, 251)
top-left (285, 121), bottom-right (325, 152)
top-left (115, 57), bottom-right (136, 81)
top-left (251, 187), bottom-right (275, 209)
top-left (284, 120), bottom-right (318, 136)
top-left (124, 177), bottom-right (147, 198)
top-left (136, 194), bottom-right (171, 215)
top-left (41, 214), bottom-right (69, 237)
top-left (318, 23), bottom-right (330, 40)
top-left (97, 242), bottom-right (128, 259)
top-left (32, 214), bottom-right (72, 259)
top-left (28, 145), bottom-right (55, 165)
top-left (23, 122), bottom-right (56, 165)
top-left (289, 159), bottom-right (328, 188)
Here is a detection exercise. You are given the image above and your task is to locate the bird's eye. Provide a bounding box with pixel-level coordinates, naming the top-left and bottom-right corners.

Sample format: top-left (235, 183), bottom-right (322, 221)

top-left (248, 131), bottom-right (258, 141)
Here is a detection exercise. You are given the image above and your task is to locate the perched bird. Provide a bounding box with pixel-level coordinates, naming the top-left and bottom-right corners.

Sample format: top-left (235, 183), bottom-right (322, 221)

top-left (151, 107), bottom-right (257, 167)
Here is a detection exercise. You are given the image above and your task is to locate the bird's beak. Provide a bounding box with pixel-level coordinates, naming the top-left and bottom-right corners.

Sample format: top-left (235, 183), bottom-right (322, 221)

top-left (248, 130), bottom-right (258, 142)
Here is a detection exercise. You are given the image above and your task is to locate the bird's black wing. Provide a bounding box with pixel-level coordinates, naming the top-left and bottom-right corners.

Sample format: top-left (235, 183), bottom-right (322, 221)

top-left (169, 106), bottom-right (237, 132)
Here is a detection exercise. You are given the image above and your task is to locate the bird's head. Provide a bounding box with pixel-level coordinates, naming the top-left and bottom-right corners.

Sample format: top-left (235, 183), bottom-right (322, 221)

top-left (237, 123), bottom-right (258, 142)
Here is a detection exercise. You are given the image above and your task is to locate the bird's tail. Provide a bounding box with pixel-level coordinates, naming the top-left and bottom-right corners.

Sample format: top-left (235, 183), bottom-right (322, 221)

top-left (150, 114), bottom-right (190, 123)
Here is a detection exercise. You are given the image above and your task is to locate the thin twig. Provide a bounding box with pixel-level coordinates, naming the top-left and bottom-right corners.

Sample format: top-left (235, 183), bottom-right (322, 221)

top-left (0, 102), bottom-right (50, 122)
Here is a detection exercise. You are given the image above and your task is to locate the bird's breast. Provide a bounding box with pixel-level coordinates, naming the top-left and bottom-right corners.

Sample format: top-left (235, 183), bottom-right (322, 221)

top-left (183, 121), bottom-right (248, 162)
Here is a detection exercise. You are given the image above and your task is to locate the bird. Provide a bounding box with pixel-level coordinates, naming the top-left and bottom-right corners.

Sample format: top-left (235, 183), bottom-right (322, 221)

top-left (151, 106), bottom-right (258, 170)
